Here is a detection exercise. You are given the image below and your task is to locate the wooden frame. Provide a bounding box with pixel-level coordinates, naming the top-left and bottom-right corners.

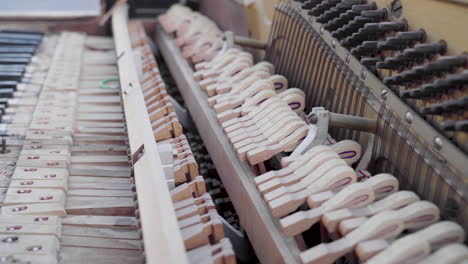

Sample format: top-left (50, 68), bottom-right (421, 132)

top-left (112, 5), bottom-right (189, 264)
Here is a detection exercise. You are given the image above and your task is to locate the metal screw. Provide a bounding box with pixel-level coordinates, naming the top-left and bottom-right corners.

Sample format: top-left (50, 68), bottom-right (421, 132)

top-left (345, 53), bottom-right (351, 63)
top-left (332, 39), bottom-right (337, 48)
top-left (405, 112), bottom-right (413, 124)
top-left (381, 90), bottom-right (388, 100)
top-left (2, 236), bottom-right (18, 243)
top-left (390, 0), bottom-right (403, 18)
top-left (360, 69), bottom-right (367, 80)
top-left (434, 137), bottom-right (443, 150)
top-left (27, 245), bottom-right (42, 252)
top-left (320, 26), bottom-right (325, 34)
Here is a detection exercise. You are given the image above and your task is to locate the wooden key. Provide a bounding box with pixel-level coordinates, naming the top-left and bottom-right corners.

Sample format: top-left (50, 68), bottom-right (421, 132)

top-left (186, 238), bottom-right (236, 264)
top-left (143, 84), bottom-right (166, 102)
top-left (416, 243), bottom-right (468, 264)
top-left (322, 190), bottom-right (416, 234)
top-left (149, 102), bottom-right (175, 123)
top-left (279, 180), bottom-right (375, 236)
top-left (61, 235), bottom-right (141, 250)
top-left (9, 179), bottom-right (67, 190)
top-left (0, 222), bottom-right (61, 237)
top-left (153, 118), bottom-right (183, 141)
top-left (340, 200), bottom-right (440, 237)
top-left (0, 215), bottom-right (61, 226)
top-left (176, 198), bottom-right (216, 221)
top-left (357, 220), bottom-right (465, 262)
top-left (3, 189), bottom-right (66, 206)
top-left (181, 218), bottom-right (224, 250)
top-left (299, 210), bottom-right (405, 264)
top-left (173, 193), bottom-right (213, 211)
top-left (1, 203), bottom-right (66, 216)
top-left (171, 176), bottom-right (207, 202)
top-left (174, 156), bottom-right (199, 184)
top-left (65, 196), bottom-right (135, 216)
top-left (0, 234), bottom-right (59, 255)
top-left (62, 215), bottom-right (138, 230)
top-left (0, 254), bottom-right (57, 264)
top-left (178, 209), bottom-right (219, 229)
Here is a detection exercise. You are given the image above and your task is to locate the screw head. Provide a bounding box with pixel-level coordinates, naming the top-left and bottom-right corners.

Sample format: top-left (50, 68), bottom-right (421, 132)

top-left (332, 39), bottom-right (337, 48)
top-left (320, 26), bottom-right (325, 34)
top-left (345, 53), bottom-right (351, 63)
top-left (405, 112), bottom-right (413, 123)
top-left (434, 137), bottom-right (443, 150)
top-left (361, 69), bottom-right (367, 79)
top-left (381, 90), bottom-right (388, 100)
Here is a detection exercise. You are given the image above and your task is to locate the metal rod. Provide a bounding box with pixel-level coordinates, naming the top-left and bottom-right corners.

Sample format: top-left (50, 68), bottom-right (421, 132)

top-left (309, 112), bottom-right (378, 133)
top-left (228, 33), bottom-right (268, 50)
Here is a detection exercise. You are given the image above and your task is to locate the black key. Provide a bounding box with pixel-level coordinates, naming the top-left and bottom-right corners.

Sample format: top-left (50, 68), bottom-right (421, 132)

top-left (0, 58), bottom-right (30, 64)
top-left (0, 98), bottom-right (9, 107)
top-left (0, 29), bottom-right (43, 36)
top-left (0, 38), bottom-right (40, 46)
top-left (0, 72), bottom-right (22, 81)
top-left (0, 81), bottom-right (18, 88)
top-left (0, 33), bottom-right (43, 40)
top-left (0, 46), bottom-right (35, 54)
top-left (0, 88), bottom-right (14, 98)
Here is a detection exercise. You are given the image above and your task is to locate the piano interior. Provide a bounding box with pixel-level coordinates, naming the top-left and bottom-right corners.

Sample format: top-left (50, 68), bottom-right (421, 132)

top-left (0, 0), bottom-right (467, 263)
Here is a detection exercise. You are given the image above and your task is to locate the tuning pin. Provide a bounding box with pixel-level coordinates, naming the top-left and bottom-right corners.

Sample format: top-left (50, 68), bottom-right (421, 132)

top-left (342, 21), bottom-right (407, 48)
top-left (332, 9), bottom-right (387, 39)
top-left (316, 0), bottom-right (366, 23)
top-left (302, 0), bottom-right (324, 10)
top-left (402, 40), bottom-right (447, 60)
top-left (375, 57), bottom-right (404, 70)
top-left (440, 120), bottom-right (468, 132)
top-left (420, 96), bottom-right (468, 115)
top-left (377, 30), bottom-right (426, 51)
top-left (383, 54), bottom-right (465, 86)
top-left (309, 0), bottom-right (342, 16)
top-left (351, 41), bottom-right (379, 57)
top-left (400, 71), bottom-right (468, 99)
top-left (415, 55), bottom-right (468, 75)
top-left (361, 57), bottom-right (382, 71)
top-left (379, 41), bottom-right (446, 71)
top-left (324, 3), bottom-right (378, 31)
